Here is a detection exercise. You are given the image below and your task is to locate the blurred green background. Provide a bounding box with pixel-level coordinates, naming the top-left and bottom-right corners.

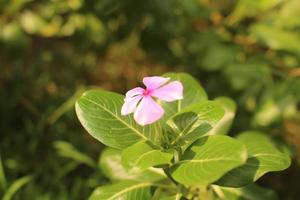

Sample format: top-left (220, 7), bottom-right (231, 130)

top-left (1, 0), bottom-right (300, 199)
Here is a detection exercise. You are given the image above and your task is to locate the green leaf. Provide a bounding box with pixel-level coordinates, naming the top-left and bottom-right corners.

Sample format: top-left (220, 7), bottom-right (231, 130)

top-left (253, 84), bottom-right (297, 127)
top-left (0, 153), bottom-right (7, 190)
top-left (224, 62), bottom-right (271, 91)
top-left (250, 23), bottom-right (300, 55)
top-left (161, 72), bottom-right (208, 121)
top-left (48, 87), bottom-right (86, 124)
top-left (200, 44), bottom-right (238, 71)
top-left (3, 175), bottom-right (32, 200)
top-left (53, 140), bottom-right (96, 168)
top-left (167, 101), bottom-right (225, 146)
top-left (171, 135), bottom-right (247, 186)
top-left (75, 89), bottom-right (161, 149)
top-left (207, 97), bottom-right (236, 135)
top-left (216, 131), bottom-right (291, 187)
top-left (228, 0), bottom-right (283, 24)
top-left (20, 11), bottom-right (46, 34)
top-left (160, 194), bottom-right (183, 200)
top-left (212, 184), bottom-right (278, 200)
top-left (275, 0), bottom-right (300, 28)
top-left (253, 98), bottom-right (281, 127)
top-left (99, 148), bottom-right (166, 182)
top-left (122, 141), bottom-right (174, 169)
top-left (89, 181), bottom-right (153, 200)
top-left (151, 187), bottom-right (183, 200)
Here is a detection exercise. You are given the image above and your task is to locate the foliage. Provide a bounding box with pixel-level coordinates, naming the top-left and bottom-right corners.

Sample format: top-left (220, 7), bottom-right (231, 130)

top-left (1, 0), bottom-right (300, 199)
top-left (76, 72), bottom-right (291, 199)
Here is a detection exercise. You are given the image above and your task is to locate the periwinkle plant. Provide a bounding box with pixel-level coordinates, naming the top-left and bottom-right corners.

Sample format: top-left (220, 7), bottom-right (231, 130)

top-left (76, 72), bottom-right (290, 200)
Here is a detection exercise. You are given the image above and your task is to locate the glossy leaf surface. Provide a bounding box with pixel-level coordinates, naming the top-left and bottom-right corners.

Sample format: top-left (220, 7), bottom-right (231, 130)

top-left (216, 132), bottom-right (291, 187)
top-left (171, 135), bottom-right (247, 186)
top-left (76, 89), bottom-right (161, 149)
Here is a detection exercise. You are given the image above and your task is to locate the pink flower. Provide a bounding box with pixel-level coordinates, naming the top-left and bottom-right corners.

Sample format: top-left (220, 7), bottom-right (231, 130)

top-left (121, 76), bottom-right (183, 125)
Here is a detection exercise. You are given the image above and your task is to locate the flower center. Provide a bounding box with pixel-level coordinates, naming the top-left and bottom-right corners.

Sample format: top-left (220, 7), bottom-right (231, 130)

top-left (142, 89), bottom-right (152, 96)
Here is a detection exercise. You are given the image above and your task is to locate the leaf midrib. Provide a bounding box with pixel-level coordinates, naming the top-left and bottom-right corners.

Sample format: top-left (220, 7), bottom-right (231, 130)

top-left (82, 97), bottom-right (147, 140)
top-left (107, 182), bottom-right (152, 200)
top-left (135, 150), bottom-right (158, 166)
top-left (177, 157), bottom-right (241, 165)
top-left (171, 105), bottom-right (218, 144)
top-left (251, 153), bottom-right (284, 157)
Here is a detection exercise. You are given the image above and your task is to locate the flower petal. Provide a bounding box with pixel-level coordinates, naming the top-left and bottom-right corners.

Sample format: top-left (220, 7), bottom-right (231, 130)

top-left (151, 81), bottom-right (183, 102)
top-left (134, 96), bottom-right (164, 125)
top-left (125, 87), bottom-right (144, 100)
top-left (121, 95), bottom-right (143, 115)
top-left (143, 76), bottom-right (170, 90)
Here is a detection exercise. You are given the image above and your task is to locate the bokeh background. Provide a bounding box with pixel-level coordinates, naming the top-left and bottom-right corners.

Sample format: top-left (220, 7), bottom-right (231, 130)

top-left (1, 0), bottom-right (300, 199)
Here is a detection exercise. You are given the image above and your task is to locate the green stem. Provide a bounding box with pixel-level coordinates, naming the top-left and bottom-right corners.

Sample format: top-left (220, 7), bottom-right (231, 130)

top-left (163, 168), bottom-right (179, 186)
top-left (163, 149), bottom-right (191, 198)
top-left (0, 154), bottom-right (7, 190)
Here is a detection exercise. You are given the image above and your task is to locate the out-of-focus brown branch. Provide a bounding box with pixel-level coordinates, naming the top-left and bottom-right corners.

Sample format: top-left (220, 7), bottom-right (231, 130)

top-left (284, 120), bottom-right (300, 160)
top-left (289, 68), bottom-right (300, 77)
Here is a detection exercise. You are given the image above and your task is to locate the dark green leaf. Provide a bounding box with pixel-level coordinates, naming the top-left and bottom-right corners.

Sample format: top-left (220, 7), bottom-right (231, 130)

top-left (216, 131), bottom-right (291, 187)
top-left (161, 72), bottom-right (208, 121)
top-left (224, 62), bottom-right (271, 91)
top-left (212, 184), bottom-right (278, 200)
top-left (171, 135), bottom-right (247, 186)
top-left (167, 101), bottom-right (224, 146)
top-left (200, 44), bottom-right (238, 71)
top-left (76, 89), bottom-right (161, 149)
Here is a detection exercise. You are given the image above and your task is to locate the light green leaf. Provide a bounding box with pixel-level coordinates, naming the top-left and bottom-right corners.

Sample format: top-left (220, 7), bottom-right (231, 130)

top-left (89, 181), bottom-right (152, 200)
top-left (3, 175), bottom-right (32, 200)
top-left (250, 23), bottom-right (300, 54)
top-left (99, 148), bottom-right (166, 182)
top-left (167, 101), bottom-right (224, 146)
top-left (276, 0), bottom-right (300, 28)
top-left (76, 89), bottom-right (161, 149)
top-left (228, 0), bottom-right (283, 24)
top-left (20, 11), bottom-right (46, 34)
top-left (122, 141), bottom-right (174, 169)
top-left (207, 97), bottom-right (236, 135)
top-left (1, 22), bottom-right (29, 48)
top-left (253, 98), bottom-right (280, 127)
top-left (0, 153), bottom-right (7, 190)
top-left (253, 86), bottom-right (297, 127)
top-left (161, 72), bottom-right (208, 121)
top-left (171, 135), bottom-right (247, 186)
top-left (212, 184), bottom-right (278, 200)
top-left (216, 131), bottom-right (291, 187)
top-left (160, 193), bottom-right (182, 200)
top-left (53, 140), bottom-right (96, 168)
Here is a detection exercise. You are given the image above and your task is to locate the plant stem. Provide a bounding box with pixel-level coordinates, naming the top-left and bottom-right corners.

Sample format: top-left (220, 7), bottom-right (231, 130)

top-left (163, 168), bottom-right (179, 186)
top-left (163, 167), bottom-right (190, 198)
